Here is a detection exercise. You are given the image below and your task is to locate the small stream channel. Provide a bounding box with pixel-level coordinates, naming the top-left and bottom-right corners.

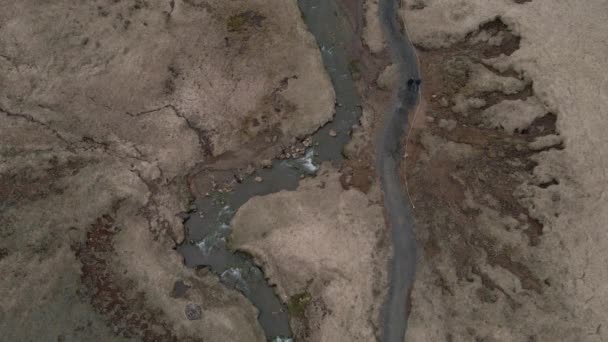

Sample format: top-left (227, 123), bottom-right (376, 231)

top-left (177, 0), bottom-right (362, 340)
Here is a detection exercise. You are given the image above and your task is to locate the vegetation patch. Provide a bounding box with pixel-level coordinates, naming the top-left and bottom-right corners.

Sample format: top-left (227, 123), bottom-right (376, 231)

top-left (287, 292), bottom-right (312, 317)
top-left (227, 10), bottom-right (266, 32)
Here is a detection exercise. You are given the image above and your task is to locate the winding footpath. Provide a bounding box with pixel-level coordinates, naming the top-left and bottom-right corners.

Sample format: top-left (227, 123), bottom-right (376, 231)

top-left (377, 0), bottom-right (421, 341)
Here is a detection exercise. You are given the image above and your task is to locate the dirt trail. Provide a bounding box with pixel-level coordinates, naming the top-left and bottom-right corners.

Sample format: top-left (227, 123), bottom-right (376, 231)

top-left (376, 0), bottom-right (420, 340)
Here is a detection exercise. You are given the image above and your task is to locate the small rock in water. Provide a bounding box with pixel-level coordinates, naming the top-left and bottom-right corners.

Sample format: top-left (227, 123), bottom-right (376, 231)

top-left (329, 129), bottom-right (337, 137)
top-left (255, 176), bottom-right (263, 183)
top-left (302, 137), bottom-right (313, 147)
top-left (185, 303), bottom-right (202, 320)
top-left (245, 164), bottom-right (255, 175)
top-left (261, 159), bottom-right (272, 168)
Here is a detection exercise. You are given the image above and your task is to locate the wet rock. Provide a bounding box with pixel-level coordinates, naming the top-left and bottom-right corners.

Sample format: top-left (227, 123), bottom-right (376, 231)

top-left (261, 159), bottom-right (273, 168)
top-left (303, 137), bottom-right (313, 147)
top-left (245, 164), bottom-right (256, 175)
top-left (185, 303), bottom-right (202, 320)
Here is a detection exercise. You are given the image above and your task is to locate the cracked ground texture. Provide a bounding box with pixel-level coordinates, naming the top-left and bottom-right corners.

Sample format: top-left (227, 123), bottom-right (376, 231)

top-left (401, 0), bottom-right (608, 341)
top-left (0, 0), bottom-right (334, 341)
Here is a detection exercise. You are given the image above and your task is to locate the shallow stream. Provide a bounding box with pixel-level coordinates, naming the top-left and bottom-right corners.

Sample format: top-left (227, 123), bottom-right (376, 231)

top-left (177, 0), bottom-right (362, 340)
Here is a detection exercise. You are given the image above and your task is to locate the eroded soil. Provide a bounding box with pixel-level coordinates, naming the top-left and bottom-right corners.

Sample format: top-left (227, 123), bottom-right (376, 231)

top-left (403, 14), bottom-right (582, 341)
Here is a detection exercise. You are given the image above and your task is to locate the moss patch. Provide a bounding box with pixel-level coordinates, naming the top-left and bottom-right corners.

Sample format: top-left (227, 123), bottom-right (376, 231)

top-left (227, 11), bottom-right (266, 32)
top-left (287, 292), bottom-right (311, 317)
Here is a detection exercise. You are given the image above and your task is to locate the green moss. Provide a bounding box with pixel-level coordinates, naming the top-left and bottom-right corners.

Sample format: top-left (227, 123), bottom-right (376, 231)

top-left (227, 13), bottom-right (249, 32)
top-left (227, 11), bottom-right (265, 32)
top-left (287, 292), bottom-right (311, 317)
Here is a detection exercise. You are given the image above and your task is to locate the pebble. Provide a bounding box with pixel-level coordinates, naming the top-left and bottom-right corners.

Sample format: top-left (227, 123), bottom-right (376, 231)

top-left (425, 116), bottom-right (435, 123)
top-left (254, 176), bottom-right (263, 183)
top-left (185, 303), bottom-right (202, 320)
top-left (439, 97), bottom-right (449, 107)
top-left (302, 137), bottom-right (313, 147)
top-left (261, 159), bottom-right (272, 168)
top-left (329, 129), bottom-right (337, 137)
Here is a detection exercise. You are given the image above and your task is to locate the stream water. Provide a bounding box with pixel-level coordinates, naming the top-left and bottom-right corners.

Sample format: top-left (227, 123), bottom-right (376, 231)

top-left (177, 0), bottom-right (362, 340)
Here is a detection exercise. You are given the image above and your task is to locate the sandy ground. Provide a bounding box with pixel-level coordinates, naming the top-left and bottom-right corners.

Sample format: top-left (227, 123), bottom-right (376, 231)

top-left (0, 0), bottom-right (334, 340)
top-left (400, 0), bottom-right (608, 341)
